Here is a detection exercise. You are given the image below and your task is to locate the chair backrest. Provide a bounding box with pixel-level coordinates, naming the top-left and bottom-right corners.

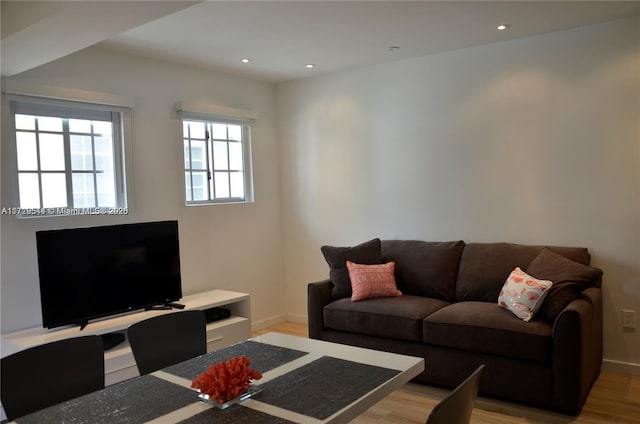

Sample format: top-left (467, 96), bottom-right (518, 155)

top-left (127, 310), bottom-right (206, 375)
top-left (426, 364), bottom-right (484, 424)
top-left (1, 335), bottom-right (105, 421)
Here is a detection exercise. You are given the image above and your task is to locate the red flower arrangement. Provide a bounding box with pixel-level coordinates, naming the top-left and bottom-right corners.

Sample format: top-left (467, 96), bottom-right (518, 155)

top-left (191, 356), bottom-right (262, 404)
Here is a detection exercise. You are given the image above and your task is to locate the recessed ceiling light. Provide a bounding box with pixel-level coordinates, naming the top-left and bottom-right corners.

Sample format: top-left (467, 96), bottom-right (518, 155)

top-left (241, 58), bottom-right (251, 63)
top-left (497, 24), bottom-right (510, 31)
top-left (305, 64), bottom-right (316, 69)
top-left (388, 46), bottom-right (400, 52)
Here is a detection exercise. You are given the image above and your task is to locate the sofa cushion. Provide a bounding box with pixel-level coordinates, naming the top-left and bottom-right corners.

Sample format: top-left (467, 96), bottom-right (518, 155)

top-left (321, 238), bottom-right (382, 299)
top-left (423, 301), bottom-right (553, 362)
top-left (324, 295), bottom-right (450, 342)
top-left (455, 243), bottom-right (591, 302)
top-left (347, 261), bottom-right (402, 302)
top-left (381, 240), bottom-right (464, 302)
top-left (526, 248), bottom-right (603, 324)
top-left (498, 267), bottom-right (552, 321)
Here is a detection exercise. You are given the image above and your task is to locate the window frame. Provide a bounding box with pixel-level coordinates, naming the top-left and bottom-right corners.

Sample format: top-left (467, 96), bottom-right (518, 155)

top-left (180, 114), bottom-right (254, 206)
top-left (5, 95), bottom-right (133, 217)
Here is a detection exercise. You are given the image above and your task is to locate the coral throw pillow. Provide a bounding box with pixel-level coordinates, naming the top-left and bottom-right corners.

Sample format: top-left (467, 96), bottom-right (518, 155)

top-left (346, 261), bottom-right (402, 302)
top-left (498, 267), bottom-right (553, 322)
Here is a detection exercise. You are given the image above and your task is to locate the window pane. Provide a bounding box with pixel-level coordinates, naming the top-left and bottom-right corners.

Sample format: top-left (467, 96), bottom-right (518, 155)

top-left (15, 114), bottom-right (35, 130)
top-left (229, 142), bottom-right (243, 170)
top-left (94, 136), bottom-right (114, 171)
top-left (41, 173), bottom-right (67, 208)
top-left (37, 116), bottom-right (62, 132)
top-left (213, 141), bottom-right (228, 170)
top-left (228, 125), bottom-right (241, 141)
top-left (69, 119), bottom-right (91, 133)
top-left (93, 121), bottom-right (112, 136)
top-left (18, 173), bottom-right (40, 208)
top-left (214, 172), bottom-right (230, 198)
top-left (96, 173), bottom-right (116, 207)
top-left (184, 140), bottom-right (191, 168)
top-left (72, 173), bottom-right (95, 208)
top-left (188, 121), bottom-right (206, 139)
top-left (192, 172), bottom-right (208, 201)
top-left (16, 132), bottom-right (38, 171)
top-left (211, 123), bottom-right (227, 140)
top-left (191, 140), bottom-right (206, 170)
top-left (39, 133), bottom-right (65, 171)
top-left (230, 172), bottom-right (244, 198)
top-left (185, 172), bottom-right (192, 202)
top-left (71, 135), bottom-right (93, 171)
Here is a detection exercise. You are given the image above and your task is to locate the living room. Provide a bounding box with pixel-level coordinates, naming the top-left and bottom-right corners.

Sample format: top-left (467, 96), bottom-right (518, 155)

top-left (1, 1), bottom-right (639, 422)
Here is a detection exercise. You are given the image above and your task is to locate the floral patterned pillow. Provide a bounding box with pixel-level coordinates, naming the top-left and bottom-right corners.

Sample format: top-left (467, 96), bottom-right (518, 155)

top-left (346, 261), bottom-right (402, 302)
top-left (498, 267), bottom-right (553, 321)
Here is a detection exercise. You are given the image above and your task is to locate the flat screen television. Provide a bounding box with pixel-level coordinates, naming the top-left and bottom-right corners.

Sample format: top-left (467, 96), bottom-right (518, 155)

top-left (36, 220), bottom-right (182, 329)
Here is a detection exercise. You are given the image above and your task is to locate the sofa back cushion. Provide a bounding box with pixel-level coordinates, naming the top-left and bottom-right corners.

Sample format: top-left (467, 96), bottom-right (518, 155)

top-left (526, 247), bottom-right (603, 324)
top-left (321, 238), bottom-right (383, 299)
top-left (455, 243), bottom-right (591, 302)
top-left (382, 240), bottom-right (464, 302)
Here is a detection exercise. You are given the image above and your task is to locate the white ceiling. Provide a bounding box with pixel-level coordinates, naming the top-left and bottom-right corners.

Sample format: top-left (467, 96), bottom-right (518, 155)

top-left (2, 1), bottom-right (640, 83)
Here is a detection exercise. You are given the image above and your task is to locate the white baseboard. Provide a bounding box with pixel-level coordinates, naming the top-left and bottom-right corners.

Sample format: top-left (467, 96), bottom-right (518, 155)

top-left (285, 313), bottom-right (307, 324)
top-left (602, 359), bottom-right (640, 376)
top-left (251, 314), bottom-right (287, 331)
top-left (251, 313), bottom-right (307, 331)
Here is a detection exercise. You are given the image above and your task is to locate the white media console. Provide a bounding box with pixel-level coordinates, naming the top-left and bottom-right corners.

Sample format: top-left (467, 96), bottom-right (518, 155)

top-left (1, 289), bottom-right (251, 386)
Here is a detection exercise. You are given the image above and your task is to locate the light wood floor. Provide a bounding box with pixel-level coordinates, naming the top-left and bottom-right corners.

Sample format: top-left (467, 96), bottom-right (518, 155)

top-left (253, 322), bottom-right (640, 424)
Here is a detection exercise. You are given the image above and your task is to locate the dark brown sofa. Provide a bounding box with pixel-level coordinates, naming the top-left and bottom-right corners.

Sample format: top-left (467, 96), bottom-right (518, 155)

top-left (308, 239), bottom-right (603, 415)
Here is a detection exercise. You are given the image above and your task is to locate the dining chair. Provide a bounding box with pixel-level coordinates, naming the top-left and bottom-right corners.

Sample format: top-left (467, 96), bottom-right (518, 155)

top-left (127, 310), bottom-right (207, 375)
top-left (425, 364), bottom-right (485, 424)
top-left (1, 335), bottom-right (105, 421)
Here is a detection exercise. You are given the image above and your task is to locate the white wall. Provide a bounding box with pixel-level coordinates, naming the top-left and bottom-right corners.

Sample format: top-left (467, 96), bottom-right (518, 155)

top-left (276, 17), bottom-right (640, 371)
top-left (1, 47), bottom-right (284, 332)
top-left (2, 15), bottom-right (639, 374)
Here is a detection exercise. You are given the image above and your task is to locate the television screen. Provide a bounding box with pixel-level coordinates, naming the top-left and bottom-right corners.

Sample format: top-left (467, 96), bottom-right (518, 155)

top-left (36, 220), bottom-right (182, 329)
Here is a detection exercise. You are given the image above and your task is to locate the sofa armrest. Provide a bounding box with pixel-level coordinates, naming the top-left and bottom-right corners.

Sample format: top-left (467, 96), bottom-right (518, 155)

top-left (551, 287), bottom-right (602, 415)
top-left (308, 279), bottom-right (333, 339)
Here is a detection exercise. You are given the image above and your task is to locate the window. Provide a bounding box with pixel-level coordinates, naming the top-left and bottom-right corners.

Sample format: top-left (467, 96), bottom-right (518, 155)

top-left (8, 99), bottom-right (129, 216)
top-left (182, 119), bottom-right (253, 204)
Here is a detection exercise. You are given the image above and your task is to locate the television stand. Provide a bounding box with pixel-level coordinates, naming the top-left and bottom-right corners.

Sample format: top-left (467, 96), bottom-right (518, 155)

top-left (165, 302), bottom-right (185, 309)
top-left (1, 289), bottom-right (251, 387)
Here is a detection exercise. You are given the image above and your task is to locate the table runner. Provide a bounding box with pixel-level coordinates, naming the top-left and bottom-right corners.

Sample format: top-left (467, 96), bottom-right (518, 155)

top-left (178, 405), bottom-right (297, 424)
top-left (258, 356), bottom-right (401, 420)
top-left (15, 375), bottom-right (195, 424)
top-left (163, 340), bottom-right (308, 380)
